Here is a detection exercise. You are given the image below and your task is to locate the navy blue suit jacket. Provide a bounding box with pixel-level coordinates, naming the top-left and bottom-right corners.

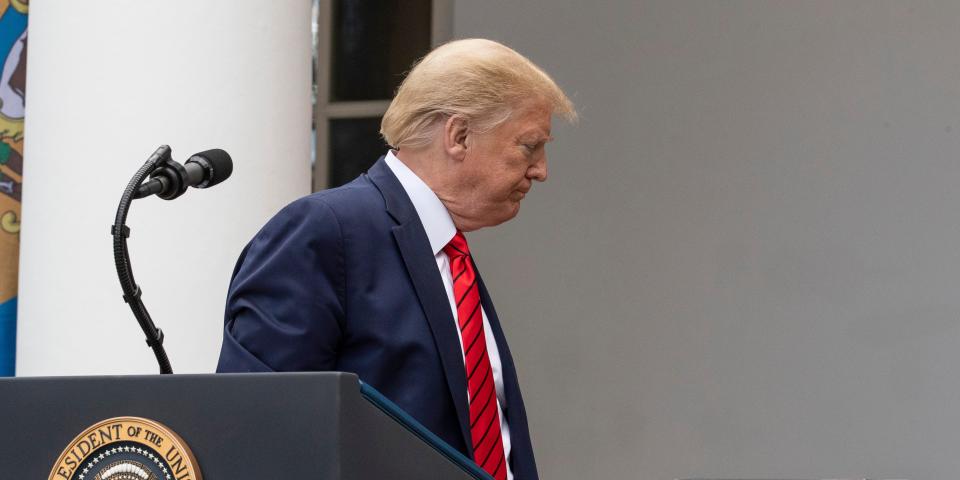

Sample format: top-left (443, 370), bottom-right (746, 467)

top-left (217, 157), bottom-right (539, 480)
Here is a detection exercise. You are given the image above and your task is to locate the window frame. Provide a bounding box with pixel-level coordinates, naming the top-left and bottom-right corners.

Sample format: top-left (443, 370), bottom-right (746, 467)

top-left (313, 0), bottom-right (453, 191)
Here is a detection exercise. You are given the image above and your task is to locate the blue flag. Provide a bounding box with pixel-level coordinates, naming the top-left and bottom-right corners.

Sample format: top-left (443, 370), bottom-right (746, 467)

top-left (0, 0), bottom-right (28, 376)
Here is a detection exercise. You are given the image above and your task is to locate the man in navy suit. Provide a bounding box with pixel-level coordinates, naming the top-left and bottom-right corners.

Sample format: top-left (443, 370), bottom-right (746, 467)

top-left (217, 39), bottom-right (575, 480)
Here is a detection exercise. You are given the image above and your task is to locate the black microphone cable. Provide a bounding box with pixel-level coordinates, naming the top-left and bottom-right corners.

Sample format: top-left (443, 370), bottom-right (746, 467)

top-left (112, 145), bottom-right (174, 374)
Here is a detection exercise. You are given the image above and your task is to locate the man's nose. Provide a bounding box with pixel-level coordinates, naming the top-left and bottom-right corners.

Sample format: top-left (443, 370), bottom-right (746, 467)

top-left (528, 155), bottom-right (548, 182)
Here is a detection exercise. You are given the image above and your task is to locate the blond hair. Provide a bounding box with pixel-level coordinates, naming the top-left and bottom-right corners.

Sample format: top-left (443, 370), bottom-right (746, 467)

top-left (381, 38), bottom-right (576, 149)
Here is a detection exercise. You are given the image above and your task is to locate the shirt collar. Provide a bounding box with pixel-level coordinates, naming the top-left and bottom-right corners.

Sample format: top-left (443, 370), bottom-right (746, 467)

top-left (384, 150), bottom-right (457, 255)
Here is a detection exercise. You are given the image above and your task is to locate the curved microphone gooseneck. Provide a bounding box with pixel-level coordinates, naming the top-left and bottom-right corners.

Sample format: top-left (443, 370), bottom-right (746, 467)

top-left (111, 145), bottom-right (233, 374)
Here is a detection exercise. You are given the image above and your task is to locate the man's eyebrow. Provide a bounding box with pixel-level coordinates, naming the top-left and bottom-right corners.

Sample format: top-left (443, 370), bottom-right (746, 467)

top-left (520, 129), bottom-right (553, 142)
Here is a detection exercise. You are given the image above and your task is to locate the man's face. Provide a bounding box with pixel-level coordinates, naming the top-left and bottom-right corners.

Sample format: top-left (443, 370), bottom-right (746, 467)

top-left (455, 101), bottom-right (553, 230)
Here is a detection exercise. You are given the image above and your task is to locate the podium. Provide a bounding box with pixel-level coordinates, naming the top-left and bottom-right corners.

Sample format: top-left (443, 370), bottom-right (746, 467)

top-left (0, 372), bottom-right (490, 479)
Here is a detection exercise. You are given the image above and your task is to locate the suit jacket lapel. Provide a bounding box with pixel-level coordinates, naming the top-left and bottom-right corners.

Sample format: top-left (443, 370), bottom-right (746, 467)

top-left (367, 158), bottom-right (474, 452)
top-left (474, 273), bottom-right (517, 413)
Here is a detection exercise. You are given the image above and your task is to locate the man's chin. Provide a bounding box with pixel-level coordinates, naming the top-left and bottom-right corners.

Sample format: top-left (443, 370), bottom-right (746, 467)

top-left (499, 203), bottom-right (522, 224)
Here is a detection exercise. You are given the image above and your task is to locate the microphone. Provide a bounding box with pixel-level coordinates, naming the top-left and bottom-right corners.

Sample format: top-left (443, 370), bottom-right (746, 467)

top-left (134, 149), bottom-right (233, 200)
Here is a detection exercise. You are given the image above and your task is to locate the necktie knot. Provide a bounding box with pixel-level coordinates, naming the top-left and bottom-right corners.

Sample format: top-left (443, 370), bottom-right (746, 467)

top-left (443, 231), bottom-right (470, 259)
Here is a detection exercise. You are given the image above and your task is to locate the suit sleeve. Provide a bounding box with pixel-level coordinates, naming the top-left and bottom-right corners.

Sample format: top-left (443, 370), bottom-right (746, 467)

top-left (216, 197), bottom-right (346, 372)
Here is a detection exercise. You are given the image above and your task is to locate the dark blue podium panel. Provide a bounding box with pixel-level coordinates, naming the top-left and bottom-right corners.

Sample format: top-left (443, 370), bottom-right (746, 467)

top-left (0, 372), bottom-right (479, 479)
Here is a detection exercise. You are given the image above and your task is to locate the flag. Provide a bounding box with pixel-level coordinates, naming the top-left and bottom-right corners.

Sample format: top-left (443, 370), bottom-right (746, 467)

top-left (0, 0), bottom-right (27, 376)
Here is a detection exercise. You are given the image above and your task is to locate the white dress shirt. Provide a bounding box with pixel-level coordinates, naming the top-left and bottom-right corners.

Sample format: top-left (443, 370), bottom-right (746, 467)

top-left (385, 151), bottom-right (513, 479)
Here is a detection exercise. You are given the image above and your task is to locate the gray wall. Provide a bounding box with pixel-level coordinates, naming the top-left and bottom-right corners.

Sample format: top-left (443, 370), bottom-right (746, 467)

top-left (455, 2), bottom-right (960, 479)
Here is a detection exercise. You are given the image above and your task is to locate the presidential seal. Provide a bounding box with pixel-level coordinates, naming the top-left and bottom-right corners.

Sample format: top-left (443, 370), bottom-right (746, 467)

top-left (48, 417), bottom-right (201, 480)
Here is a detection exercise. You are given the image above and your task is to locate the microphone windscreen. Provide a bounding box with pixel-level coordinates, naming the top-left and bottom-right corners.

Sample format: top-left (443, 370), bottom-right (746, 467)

top-left (193, 149), bottom-right (233, 187)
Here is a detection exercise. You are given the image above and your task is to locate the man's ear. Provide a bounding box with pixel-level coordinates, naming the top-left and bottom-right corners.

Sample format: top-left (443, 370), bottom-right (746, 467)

top-left (443, 115), bottom-right (469, 161)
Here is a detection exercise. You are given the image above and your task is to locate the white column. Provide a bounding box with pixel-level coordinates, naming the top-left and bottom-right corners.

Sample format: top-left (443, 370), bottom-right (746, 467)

top-left (17, 0), bottom-right (313, 375)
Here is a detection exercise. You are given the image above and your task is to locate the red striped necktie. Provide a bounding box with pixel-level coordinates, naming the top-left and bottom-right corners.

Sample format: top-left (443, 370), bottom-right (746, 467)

top-left (443, 231), bottom-right (508, 480)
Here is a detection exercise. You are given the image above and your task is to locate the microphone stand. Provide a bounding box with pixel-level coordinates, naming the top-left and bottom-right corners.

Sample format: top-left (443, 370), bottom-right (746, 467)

top-left (110, 145), bottom-right (177, 374)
